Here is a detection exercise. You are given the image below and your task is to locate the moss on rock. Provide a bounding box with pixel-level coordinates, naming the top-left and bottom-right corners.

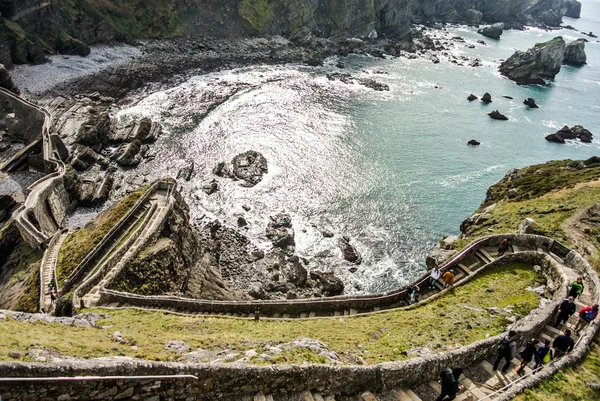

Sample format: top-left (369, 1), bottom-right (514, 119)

top-left (238, 0), bottom-right (276, 34)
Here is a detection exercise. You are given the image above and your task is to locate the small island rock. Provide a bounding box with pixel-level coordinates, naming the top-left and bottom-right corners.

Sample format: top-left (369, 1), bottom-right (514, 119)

top-left (477, 23), bottom-right (504, 39)
top-left (499, 37), bottom-right (566, 85)
top-left (467, 94), bottom-right (478, 101)
top-left (468, 140), bottom-right (481, 146)
top-left (481, 92), bottom-right (492, 103)
top-left (488, 110), bottom-right (508, 120)
top-left (545, 125), bottom-right (593, 143)
top-left (338, 236), bottom-right (362, 264)
top-left (523, 98), bottom-right (539, 108)
top-left (563, 38), bottom-right (587, 65)
top-left (565, 0), bottom-right (582, 18)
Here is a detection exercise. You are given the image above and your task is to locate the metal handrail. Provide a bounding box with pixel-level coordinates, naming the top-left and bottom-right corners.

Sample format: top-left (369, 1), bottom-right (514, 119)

top-left (476, 336), bottom-right (584, 401)
top-left (0, 374), bottom-right (198, 382)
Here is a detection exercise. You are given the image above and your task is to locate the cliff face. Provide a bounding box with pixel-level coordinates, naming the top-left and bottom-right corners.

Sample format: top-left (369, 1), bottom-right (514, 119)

top-left (0, 0), bottom-right (579, 68)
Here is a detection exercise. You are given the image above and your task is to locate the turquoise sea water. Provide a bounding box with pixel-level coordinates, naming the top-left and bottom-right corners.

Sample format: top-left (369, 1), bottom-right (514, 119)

top-left (120, 0), bottom-right (600, 293)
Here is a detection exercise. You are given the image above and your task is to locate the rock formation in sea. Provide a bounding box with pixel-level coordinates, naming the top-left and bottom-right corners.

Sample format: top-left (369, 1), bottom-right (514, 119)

top-left (565, 0), bottom-right (582, 18)
top-left (545, 125), bottom-right (593, 143)
top-left (523, 98), bottom-right (539, 108)
top-left (481, 93), bottom-right (492, 103)
top-left (468, 140), bottom-right (481, 146)
top-left (499, 37), bottom-right (566, 85)
top-left (563, 38), bottom-right (587, 65)
top-left (214, 150), bottom-right (268, 187)
top-left (488, 110), bottom-right (509, 120)
top-left (467, 94), bottom-right (478, 101)
top-left (478, 23), bottom-right (504, 39)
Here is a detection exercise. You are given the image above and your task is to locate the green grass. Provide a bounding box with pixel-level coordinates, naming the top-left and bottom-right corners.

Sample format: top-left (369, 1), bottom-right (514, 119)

top-left (56, 186), bottom-right (149, 285)
top-left (0, 262), bottom-right (542, 364)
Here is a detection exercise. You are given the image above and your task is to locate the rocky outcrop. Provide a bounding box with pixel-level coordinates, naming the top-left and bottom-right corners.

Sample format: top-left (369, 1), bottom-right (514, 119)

top-left (109, 117), bottom-right (162, 143)
top-left (488, 110), bottom-right (508, 120)
top-left (499, 37), bottom-right (566, 85)
top-left (338, 236), bottom-right (362, 264)
top-left (110, 139), bottom-right (144, 166)
top-left (545, 125), bottom-right (593, 143)
top-left (266, 213), bottom-right (295, 253)
top-left (310, 271), bottom-right (344, 296)
top-left (78, 172), bottom-right (114, 206)
top-left (565, 0), bottom-right (582, 18)
top-left (214, 150), bottom-right (268, 187)
top-left (0, 64), bottom-right (18, 93)
top-left (478, 23), bottom-right (504, 39)
top-left (464, 9), bottom-right (483, 25)
top-left (467, 94), bottom-right (477, 101)
top-left (481, 93), bottom-right (492, 103)
top-left (326, 73), bottom-right (390, 91)
top-left (523, 98), bottom-right (539, 108)
top-left (563, 38), bottom-right (586, 65)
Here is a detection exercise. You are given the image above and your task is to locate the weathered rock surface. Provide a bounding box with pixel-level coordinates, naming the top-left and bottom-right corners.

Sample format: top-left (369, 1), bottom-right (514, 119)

top-left (488, 110), bottom-right (508, 120)
top-left (545, 125), bottom-right (593, 143)
top-left (563, 38), bottom-right (587, 65)
top-left (78, 172), bottom-right (113, 206)
top-left (523, 98), bottom-right (539, 108)
top-left (111, 139), bottom-right (143, 166)
top-left (426, 243), bottom-right (457, 269)
top-left (109, 117), bottom-right (162, 143)
top-left (565, 0), bottom-right (582, 18)
top-left (478, 23), bottom-right (504, 39)
top-left (499, 37), bottom-right (566, 85)
top-left (338, 236), bottom-right (362, 264)
top-left (266, 213), bottom-right (295, 252)
top-left (519, 217), bottom-right (539, 234)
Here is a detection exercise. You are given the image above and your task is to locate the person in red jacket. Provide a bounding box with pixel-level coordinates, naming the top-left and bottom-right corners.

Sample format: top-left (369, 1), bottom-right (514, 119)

top-left (574, 304), bottom-right (599, 335)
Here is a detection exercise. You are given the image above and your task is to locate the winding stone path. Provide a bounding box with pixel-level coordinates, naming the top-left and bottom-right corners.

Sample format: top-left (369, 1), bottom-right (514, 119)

top-left (40, 231), bottom-right (68, 313)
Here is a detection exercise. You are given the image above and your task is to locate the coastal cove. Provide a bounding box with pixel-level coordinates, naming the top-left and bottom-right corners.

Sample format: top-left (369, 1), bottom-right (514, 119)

top-left (99, 0), bottom-right (600, 295)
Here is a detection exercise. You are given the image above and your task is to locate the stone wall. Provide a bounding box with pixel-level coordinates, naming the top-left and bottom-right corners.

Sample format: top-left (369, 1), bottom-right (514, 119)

top-left (99, 234), bottom-right (564, 317)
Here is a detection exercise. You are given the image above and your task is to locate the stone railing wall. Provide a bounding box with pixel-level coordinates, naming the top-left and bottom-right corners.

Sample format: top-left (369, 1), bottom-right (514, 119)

top-left (99, 234), bottom-right (564, 317)
top-left (60, 181), bottom-right (168, 295)
top-left (0, 249), bottom-right (565, 400)
top-left (38, 230), bottom-right (64, 311)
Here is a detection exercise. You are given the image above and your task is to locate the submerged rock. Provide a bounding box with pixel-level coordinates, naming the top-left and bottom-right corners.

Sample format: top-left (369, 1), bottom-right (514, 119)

top-left (488, 110), bottom-right (508, 120)
top-left (499, 37), bottom-right (566, 85)
top-left (563, 39), bottom-right (587, 65)
top-left (478, 23), bottom-right (504, 39)
top-left (338, 235), bottom-right (362, 264)
top-left (523, 98), bottom-right (539, 108)
top-left (326, 73), bottom-right (389, 91)
top-left (467, 140), bottom-right (480, 146)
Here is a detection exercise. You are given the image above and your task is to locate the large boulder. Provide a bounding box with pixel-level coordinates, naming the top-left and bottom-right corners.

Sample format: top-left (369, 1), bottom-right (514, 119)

top-left (477, 23), bottom-right (504, 39)
top-left (111, 139), bottom-right (143, 166)
top-left (338, 236), bottom-right (362, 264)
top-left (426, 243), bottom-right (457, 269)
top-left (565, 0), bottom-right (582, 18)
top-left (488, 110), bottom-right (509, 120)
top-left (499, 37), bottom-right (566, 85)
top-left (464, 9), bottom-right (483, 25)
top-left (266, 213), bottom-right (295, 252)
top-left (109, 117), bottom-right (162, 143)
top-left (232, 150), bottom-right (268, 187)
top-left (523, 98), bottom-right (539, 108)
top-left (0, 64), bottom-right (18, 93)
top-left (310, 271), bottom-right (344, 296)
top-left (538, 10), bottom-right (563, 26)
top-left (563, 39), bottom-right (587, 65)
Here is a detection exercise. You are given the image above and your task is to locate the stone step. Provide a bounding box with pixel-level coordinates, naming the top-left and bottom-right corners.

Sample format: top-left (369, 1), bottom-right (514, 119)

top-left (392, 389), bottom-right (413, 401)
top-left (457, 263), bottom-right (473, 275)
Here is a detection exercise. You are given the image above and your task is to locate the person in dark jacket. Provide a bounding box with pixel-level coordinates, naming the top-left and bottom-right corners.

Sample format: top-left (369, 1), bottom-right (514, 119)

top-left (574, 304), bottom-right (599, 335)
top-left (497, 238), bottom-right (510, 256)
top-left (435, 367), bottom-right (464, 401)
top-left (553, 296), bottom-right (577, 327)
top-left (552, 329), bottom-right (575, 359)
top-left (567, 277), bottom-right (584, 299)
top-left (493, 330), bottom-right (517, 373)
top-left (515, 338), bottom-right (539, 375)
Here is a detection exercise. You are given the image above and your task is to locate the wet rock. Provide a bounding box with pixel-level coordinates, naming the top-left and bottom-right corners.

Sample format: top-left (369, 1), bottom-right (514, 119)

top-left (502, 96), bottom-right (513, 99)
top-left (467, 140), bottom-right (480, 146)
top-left (478, 23), bottom-right (504, 39)
top-left (202, 179), bottom-right (219, 195)
top-left (286, 259), bottom-right (308, 286)
top-left (563, 39), bottom-right (587, 65)
top-left (109, 117), bottom-right (162, 143)
top-left (326, 73), bottom-right (390, 91)
top-left (266, 213), bottom-right (295, 251)
top-left (545, 125), bottom-right (593, 143)
top-left (237, 216), bottom-right (248, 227)
top-left (499, 37), bottom-right (566, 85)
top-left (523, 98), bottom-right (539, 108)
top-left (481, 92), bottom-right (492, 103)
top-left (232, 150), bottom-right (268, 187)
top-left (310, 271), bottom-right (344, 296)
top-left (176, 161), bottom-right (195, 181)
top-left (212, 161), bottom-right (232, 177)
top-left (322, 230), bottom-right (334, 238)
top-left (467, 94), bottom-right (478, 101)
top-left (488, 110), bottom-right (508, 120)
top-left (242, 204), bottom-right (251, 211)
top-left (469, 58), bottom-right (482, 67)
top-left (338, 235), bottom-right (362, 264)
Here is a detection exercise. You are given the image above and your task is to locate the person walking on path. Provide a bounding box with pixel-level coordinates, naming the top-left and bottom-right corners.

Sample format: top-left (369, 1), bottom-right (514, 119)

top-left (552, 329), bottom-right (575, 359)
top-left (435, 367), bottom-right (465, 401)
top-left (493, 330), bottom-right (517, 373)
top-left (515, 338), bottom-right (539, 375)
top-left (408, 284), bottom-right (420, 305)
top-left (553, 296), bottom-right (577, 327)
top-left (497, 238), bottom-right (510, 256)
top-left (50, 292), bottom-right (56, 305)
top-left (574, 304), bottom-right (599, 335)
top-left (567, 277), bottom-right (584, 299)
top-left (533, 339), bottom-right (553, 372)
top-left (442, 269), bottom-right (455, 288)
top-left (429, 266), bottom-right (442, 289)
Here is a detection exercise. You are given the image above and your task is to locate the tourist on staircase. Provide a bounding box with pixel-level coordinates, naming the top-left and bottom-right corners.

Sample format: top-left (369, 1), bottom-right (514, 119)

top-left (442, 269), bottom-right (455, 288)
top-left (408, 284), bottom-right (420, 304)
top-left (493, 330), bottom-right (517, 373)
top-left (574, 304), bottom-right (599, 335)
top-left (567, 277), bottom-right (584, 299)
top-left (429, 265), bottom-right (441, 289)
top-left (533, 339), bottom-right (553, 373)
top-left (515, 338), bottom-right (539, 375)
top-left (497, 238), bottom-right (510, 256)
top-left (434, 367), bottom-right (464, 401)
top-left (552, 329), bottom-right (575, 358)
top-left (553, 296), bottom-right (576, 327)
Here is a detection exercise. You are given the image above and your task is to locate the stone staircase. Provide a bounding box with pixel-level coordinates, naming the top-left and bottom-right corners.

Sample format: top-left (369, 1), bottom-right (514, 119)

top-left (40, 231), bottom-right (69, 312)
